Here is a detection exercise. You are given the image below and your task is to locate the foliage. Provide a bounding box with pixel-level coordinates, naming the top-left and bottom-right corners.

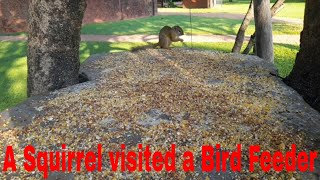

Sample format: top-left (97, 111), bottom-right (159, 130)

top-left (167, 0), bottom-right (177, 8)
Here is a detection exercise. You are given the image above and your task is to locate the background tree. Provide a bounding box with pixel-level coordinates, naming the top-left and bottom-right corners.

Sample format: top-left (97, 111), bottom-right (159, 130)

top-left (232, 0), bottom-right (253, 53)
top-left (232, 0), bottom-right (285, 54)
top-left (253, 0), bottom-right (274, 63)
top-left (285, 0), bottom-right (320, 111)
top-left (162, 0), bottom-right (165, 7)
top-left (27, 0), bottom-right (86, 96)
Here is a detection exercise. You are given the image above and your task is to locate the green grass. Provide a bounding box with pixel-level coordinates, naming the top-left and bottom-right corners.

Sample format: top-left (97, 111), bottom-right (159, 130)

top-left (0, 41), bottom-right (299, 111)
top-left (0, 42), bottom-right (28, 112)
top-left (274, 2), bottom-right (305, 19)
top-left (0, 32), bottom-right (27, 36)
top-left (160, 0), bottom-right (305, 19)
top-left (82, 15), bottom-right (302, 36)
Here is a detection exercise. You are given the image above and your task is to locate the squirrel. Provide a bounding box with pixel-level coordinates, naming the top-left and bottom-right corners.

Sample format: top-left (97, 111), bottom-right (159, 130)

top-left (131, 25), bottom-right (184, 52)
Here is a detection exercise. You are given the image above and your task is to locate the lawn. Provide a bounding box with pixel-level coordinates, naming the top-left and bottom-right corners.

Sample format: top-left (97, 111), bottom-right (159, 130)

top-left (160, 0), bottom-right (305, 19)
top-left (81, 15), bottom-right (302, 36)
top-left (0, 41), bottom-right (299, 111)
top-left (1, 16), bottom-right (302, 37)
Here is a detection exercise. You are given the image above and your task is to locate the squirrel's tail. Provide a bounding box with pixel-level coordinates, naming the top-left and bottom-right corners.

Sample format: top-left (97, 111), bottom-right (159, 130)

top-left (131, 42), bottom-right (159, 52)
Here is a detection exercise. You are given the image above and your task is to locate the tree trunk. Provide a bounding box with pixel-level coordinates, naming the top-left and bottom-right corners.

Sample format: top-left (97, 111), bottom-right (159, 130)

top-left (242, 33), bottom-right (256, 54)
top-left (253, 0), bottom-right (274, 63)
top-left (242, 0), bottom-right (285, 54)
top-left (27, 0), bottom-right (86, 97)
top-left (270, 0), bottom-right (285, 17)
top-left (284, 0), bottom-right (320, 111)
top-left (232, 0), bottom-right (254, 53)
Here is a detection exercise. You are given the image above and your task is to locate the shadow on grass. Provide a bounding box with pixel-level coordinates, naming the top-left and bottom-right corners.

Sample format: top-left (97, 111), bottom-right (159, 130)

top-left (273, 43), bottom-right (299, 78)
top-left (79, 42), bottom-right (140, 62)
top-left (81, 15), bottom-right (242, 36)
top-left (0, 41), bottom-right (27, 111)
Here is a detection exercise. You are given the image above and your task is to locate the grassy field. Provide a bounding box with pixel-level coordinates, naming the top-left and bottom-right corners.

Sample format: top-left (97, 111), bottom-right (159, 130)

top-left (2, 16), bottom-right (302, 37)
top-left (161, 0), bottom-right (305, 19)
top-left (0, 41), bottom-right (299, 111)
top-left (81, 15), bottom-right (302, 36)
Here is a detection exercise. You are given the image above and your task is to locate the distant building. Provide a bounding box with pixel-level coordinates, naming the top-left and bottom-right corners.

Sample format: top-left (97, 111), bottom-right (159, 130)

top-left (0, 0), bottom-right (157, 33)
top-left (183, 0), bottom-right (215, 8)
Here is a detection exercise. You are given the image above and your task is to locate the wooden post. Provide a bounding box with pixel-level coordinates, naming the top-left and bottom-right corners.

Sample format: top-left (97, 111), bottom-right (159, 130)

top-left (253, 0), bottom-right (274, 63)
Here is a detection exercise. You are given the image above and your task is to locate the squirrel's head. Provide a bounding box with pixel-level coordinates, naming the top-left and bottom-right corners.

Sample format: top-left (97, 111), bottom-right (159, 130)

top-left (173, 26), bottom-right (184, 36)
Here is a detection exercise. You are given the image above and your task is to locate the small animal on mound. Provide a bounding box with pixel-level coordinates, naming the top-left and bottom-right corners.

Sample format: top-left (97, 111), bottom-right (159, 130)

top-left (131, 25), bottom-right (184, 51)
top-left (155, 25), bottom-right (184, 49)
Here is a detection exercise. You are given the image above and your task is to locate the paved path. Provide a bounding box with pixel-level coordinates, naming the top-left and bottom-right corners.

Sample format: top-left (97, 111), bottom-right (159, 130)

top-left (158, 11), bottom-right (303, 25)
top-left (0, 34), bottom-right (300, 44)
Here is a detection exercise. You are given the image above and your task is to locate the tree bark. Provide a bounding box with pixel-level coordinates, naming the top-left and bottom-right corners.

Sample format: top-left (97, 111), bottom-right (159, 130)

top-left (232, 0), bottom-right (254, 53)
top-left (253, 0), bottom-right (274, 63)
top-left (284, 0), bottom-right (320, 111)
top-left (270, 0), bottom-right (285, 17)
top-left (242, 33), bottom-right (256, 54)
top-left (27, 0), bottom-right (86, 97)
top-left (242, 0), bottom-right (285, 54)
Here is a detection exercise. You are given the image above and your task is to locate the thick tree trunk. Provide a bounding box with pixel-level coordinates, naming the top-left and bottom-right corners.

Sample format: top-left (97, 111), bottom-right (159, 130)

top-left (284, 0), bottom-right (320, 111)
top-left (232, 0), bottom-right (254, 53)
top-left (27, 0), bottom-right (86, 97)
top-left (253, 0), bottom-right (274, 63)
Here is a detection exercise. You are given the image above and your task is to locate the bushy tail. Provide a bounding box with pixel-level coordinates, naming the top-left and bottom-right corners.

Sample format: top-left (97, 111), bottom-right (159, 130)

top-left (131, 42), bottom-right (159, 52)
